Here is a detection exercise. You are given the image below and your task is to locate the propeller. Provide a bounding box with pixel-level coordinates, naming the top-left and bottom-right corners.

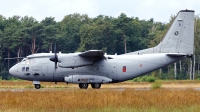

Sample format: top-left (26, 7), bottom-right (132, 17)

top-left (50, 43), bottom-right (59, 68)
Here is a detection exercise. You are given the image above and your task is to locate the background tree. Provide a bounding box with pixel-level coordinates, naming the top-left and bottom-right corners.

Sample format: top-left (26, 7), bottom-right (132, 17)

top-left (40, 17), bottom-right (58, 52)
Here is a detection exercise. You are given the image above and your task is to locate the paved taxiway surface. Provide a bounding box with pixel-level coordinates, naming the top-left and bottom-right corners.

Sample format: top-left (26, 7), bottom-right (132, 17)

top-left (1, 87), bottom-right (200, 92)
top-left (1, 81), bottom-right (200, 92)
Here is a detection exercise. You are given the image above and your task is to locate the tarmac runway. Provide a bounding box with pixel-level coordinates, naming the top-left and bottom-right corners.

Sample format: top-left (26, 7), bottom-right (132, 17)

top-left (1, 81), bottom-right (200, 92)
top-left (1, 87), bottom-right (200, 92)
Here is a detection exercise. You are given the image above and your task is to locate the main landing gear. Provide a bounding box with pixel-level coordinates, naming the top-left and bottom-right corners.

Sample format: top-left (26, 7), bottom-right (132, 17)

top-left (91, 83), bottom-right (101, 89)
top-left (79, 83), bottom-right (88, 89)
top-left (78, 83), bottom-right (101, 89)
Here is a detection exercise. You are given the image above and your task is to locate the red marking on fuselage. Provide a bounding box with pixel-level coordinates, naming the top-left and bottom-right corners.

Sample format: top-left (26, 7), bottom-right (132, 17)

top-left (123, 66), bottom-right (126, 72)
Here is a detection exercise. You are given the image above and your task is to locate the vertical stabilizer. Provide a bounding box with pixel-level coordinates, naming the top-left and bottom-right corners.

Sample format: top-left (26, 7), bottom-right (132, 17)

top-left (125, 10), bottom-right (194, 56)
top-left (157, 10), bottom-right (194, 55)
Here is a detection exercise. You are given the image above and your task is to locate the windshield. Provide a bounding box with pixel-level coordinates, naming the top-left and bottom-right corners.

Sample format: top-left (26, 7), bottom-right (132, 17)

top-left (20, 58), bottom-right (30, 65)
top-left (20, 59), bottom-right (26, 64)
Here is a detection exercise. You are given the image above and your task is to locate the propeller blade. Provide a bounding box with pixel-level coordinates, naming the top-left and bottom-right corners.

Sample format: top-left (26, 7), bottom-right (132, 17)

top-left (55, 61), bottom-right (57, 68)
top-left (54, 43), bottom-right (58, 68)
top-left (53, 64), bottom-right (57, 81)
top-left (49, 43), bottom-right (58, 69)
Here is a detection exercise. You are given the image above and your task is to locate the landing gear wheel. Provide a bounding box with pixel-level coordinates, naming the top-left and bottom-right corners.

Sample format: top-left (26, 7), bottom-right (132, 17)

top-left (79, 83), bottom-right (88, 89)
top-left (35, 84), bottom-right (41, 89)
top-left (91, 83), bottom-right (101, 89)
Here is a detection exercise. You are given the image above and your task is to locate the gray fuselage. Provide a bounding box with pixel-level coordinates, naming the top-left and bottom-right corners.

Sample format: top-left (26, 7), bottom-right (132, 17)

top-left (9, 53), bottom-right (185, 83)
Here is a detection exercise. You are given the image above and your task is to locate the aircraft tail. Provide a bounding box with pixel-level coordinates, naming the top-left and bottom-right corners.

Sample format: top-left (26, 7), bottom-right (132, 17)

top-left (125, 10), bottom-right (194, 56)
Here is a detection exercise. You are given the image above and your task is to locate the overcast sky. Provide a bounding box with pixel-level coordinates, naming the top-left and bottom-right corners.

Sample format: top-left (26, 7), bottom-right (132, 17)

top-left (0, 0), bottom-right (199, 23)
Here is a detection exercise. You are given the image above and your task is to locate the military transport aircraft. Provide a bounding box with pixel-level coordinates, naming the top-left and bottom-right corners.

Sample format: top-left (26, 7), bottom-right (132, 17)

top-left (9, 10), bottom-right (194, 89)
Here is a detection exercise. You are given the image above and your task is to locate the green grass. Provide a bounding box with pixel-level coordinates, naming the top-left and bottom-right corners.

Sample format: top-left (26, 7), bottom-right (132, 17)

top-left (1, 81), bottom-right (200, 111)
top-left (151, 80), bottom-right (162, 89)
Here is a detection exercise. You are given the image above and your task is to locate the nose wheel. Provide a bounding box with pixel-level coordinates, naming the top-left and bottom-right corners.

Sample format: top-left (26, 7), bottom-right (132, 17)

top-left (33, 81), bottom-right (41, 89)
top-left (34, 84), bottom-right (41, 89)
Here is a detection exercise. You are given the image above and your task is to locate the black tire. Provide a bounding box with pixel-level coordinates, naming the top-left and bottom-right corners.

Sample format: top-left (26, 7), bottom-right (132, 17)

top-left (35, 84), bottom-right (41, 89)
top-left (79, 83), bottom-right (88, 89)
top-left (91, 83), bottom-right (101, 89)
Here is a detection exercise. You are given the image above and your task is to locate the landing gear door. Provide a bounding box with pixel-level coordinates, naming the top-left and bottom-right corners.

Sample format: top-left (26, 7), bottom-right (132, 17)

top-left (109, 63), bottom-right (117, 80)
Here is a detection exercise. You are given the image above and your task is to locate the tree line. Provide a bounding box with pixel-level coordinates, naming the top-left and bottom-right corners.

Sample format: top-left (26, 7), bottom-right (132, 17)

top-left (0, 12), bottom-right (200, 80)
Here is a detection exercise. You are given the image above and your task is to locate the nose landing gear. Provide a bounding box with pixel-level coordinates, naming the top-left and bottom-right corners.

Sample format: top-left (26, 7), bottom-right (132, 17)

top-left (33, 81), bottom-right (41, 89)
top-left (34, 84), bottom-right (41, 89)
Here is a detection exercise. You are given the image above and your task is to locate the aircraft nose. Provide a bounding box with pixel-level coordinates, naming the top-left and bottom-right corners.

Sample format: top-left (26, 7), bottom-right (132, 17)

top-left (9, 66), bottom-right (16, 76)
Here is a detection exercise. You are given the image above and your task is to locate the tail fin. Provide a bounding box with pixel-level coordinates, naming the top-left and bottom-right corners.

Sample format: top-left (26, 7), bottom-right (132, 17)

top-left (156, 10), bottom-right (194, 55)
top-left (126, 10), bottom-right (194, 56)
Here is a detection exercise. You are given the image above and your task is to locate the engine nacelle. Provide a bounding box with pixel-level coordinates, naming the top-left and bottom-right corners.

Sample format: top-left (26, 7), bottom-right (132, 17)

top-left (58, 54), bottom-right (95, 68)
top-left (64, 75), bottom-right (112, 84)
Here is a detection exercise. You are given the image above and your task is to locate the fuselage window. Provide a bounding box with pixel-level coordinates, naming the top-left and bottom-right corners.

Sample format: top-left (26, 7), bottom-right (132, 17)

top-left (22, 67), bottom-right (25, 71)
top-left (26, 67), bottom-right (29, 72)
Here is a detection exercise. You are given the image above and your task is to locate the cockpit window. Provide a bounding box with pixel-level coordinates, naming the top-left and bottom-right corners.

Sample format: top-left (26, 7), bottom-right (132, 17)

top-left (21, 60), bottom-right (26, 64)
top-left (20, 58), bottom-right (30, 65)
top-left (26, 60), bottom-right (30, 65)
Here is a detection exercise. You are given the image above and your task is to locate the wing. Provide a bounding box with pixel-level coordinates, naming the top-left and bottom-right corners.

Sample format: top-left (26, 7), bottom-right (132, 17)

top-left (58, 50), bottom-right (106, 68)
top-left (79, 50), bottom-right (104, 57)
